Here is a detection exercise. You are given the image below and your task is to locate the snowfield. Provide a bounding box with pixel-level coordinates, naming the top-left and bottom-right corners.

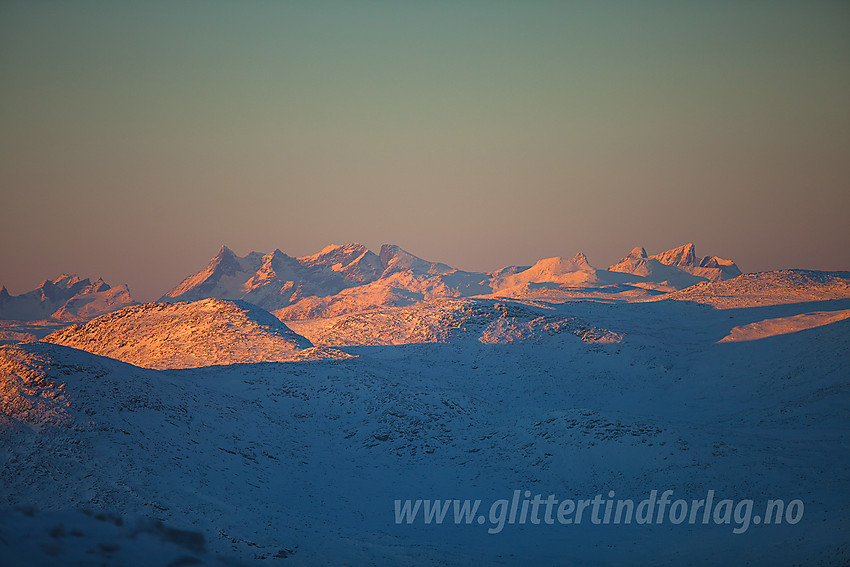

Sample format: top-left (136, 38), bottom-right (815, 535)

top-left (1, 248), bottom-right (849, 565)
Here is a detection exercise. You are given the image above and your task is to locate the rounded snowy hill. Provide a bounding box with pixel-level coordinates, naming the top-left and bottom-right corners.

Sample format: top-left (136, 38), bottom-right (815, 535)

top-left (41, 298), bottom-right (347, 369)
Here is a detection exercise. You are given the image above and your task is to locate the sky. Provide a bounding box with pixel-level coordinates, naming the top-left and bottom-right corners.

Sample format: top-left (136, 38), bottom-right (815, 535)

top-left (1, 1), bottom-right (848, 301)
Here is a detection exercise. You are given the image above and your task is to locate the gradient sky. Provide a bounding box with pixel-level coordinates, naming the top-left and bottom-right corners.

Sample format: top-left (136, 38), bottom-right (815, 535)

top-left (1, 1), bottom-right (848, 301)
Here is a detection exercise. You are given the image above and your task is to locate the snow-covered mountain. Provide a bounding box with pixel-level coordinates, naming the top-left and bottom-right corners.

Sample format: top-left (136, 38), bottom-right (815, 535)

top-left (42, 298), bottom-right (348, 369)
top-left (0, 275), bottom-right (136, 322)
top-left (162, 243), bottom-right (491, 320)
top-left (485, 252), bottom-right (658, 298)
top-left (161, 243), bottom-right (388, 311)
top-left (164, 242), bottom-right (743, 321)
top-left (608, 243), bottom-right (741, 288)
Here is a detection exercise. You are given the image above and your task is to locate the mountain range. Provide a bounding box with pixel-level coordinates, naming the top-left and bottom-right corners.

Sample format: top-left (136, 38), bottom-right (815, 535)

top-left (4, 241), bottom-right (740, 323)
top-left (157, 241), bottom-right (743, 320)
top-left (2, 241), bottom-right (850, 565)
top-left (0, 275), bottom-right (135, 322)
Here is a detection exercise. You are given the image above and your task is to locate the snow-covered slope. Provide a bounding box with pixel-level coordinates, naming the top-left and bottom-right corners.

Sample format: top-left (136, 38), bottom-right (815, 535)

top-left (300, 243), bottom-right (384, 282)
top-left (0, 275), bottom-right (136, 322)
top-left (663, 269), bottom-right (850, 309)
top-left (489, 253), bottom-right (599, 290)
top-left (378, 244), bottom-right (454, 276)
top-left (269, 245), bottom-right (490, 320)
top-left (718, 308), bottom-right (850, 343)
top-left (273, 270), bottom-right (491, 321)
top-left (286, 297), bottom-right (622, 347)
top-left (41, 299), bottom-right (346, 369)
top-left (2, 296), bottom-right (848, 565)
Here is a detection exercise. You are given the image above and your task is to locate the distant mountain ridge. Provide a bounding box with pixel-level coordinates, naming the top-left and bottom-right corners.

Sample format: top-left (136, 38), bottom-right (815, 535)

top-left (0, 275), bottom-right (136, 322)
top-left (159, 242), bottom-right (744, 319)
top-left (161, 243), bottom-right (385, 309)
top-left (3, 242), bottom-right (745, 323)
top-left (608, 242), bottom-right (742, 286)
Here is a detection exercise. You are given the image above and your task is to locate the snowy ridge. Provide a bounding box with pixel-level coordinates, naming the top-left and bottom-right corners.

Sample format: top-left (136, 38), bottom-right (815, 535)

top-left (298, 243), bottom-right (383, 283)
top-left (162, 244), bottom-right (387, 312)
top-left (663, 269), bottom-right (850, 309)
top-left (272, 269), bottom-right (490, 321)
top-left (41, 299), bottom-right (349, 369)
top-left (286, 298), bottom-right (623, 347)
top-left (0, 275), bottom-right (136, 322)
top-left (718, 309), bottom-right (850, 343)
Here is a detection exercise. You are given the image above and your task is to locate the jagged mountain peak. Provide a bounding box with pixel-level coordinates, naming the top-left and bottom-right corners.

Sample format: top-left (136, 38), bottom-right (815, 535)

top-left (609, 243), bottom-right (741, 285)
top-left (622, 246), bottom-right (648, 261)
top-left (298, 243), bottom-right (375, 270)
top-left (651, 243), bottom-right (697, 267)
top-left (571, 252), bottom-right (590, 266)
top-left (163, 243), bottom-right (386, 311)
top-left (378, 244), bottom-right (454, 276)
top-left (378, 244), bottom-right (408, 268)
top-left (52, 274), bottom-right (83, 288)
top-left (89, 278), bottom-right (111, 293)
top-left (266, 248), bottom-right (292, 261)
top-left (210, 245), bottom-right (243, 274)
top-left (0, 275), bottom-right (136, 322)
top-left (304, 242), bottom-right (369, 258)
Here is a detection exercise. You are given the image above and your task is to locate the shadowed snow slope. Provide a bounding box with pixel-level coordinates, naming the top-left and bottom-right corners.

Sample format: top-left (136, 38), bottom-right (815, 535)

top-left (0, 275), bottom-right (136, 322)
top-left (1, 299), bottom-right (848, 565)
top-left (39, 299), bottom-right (348, 369)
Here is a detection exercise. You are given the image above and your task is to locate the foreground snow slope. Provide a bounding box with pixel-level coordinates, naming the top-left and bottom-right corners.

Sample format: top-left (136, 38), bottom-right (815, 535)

top-left (2, 295), bottom-right (849, 565)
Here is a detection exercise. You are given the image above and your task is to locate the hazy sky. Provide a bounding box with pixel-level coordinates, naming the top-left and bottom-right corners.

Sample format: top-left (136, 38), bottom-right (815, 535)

top-left (1, 1), bottom-right (848, 301)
